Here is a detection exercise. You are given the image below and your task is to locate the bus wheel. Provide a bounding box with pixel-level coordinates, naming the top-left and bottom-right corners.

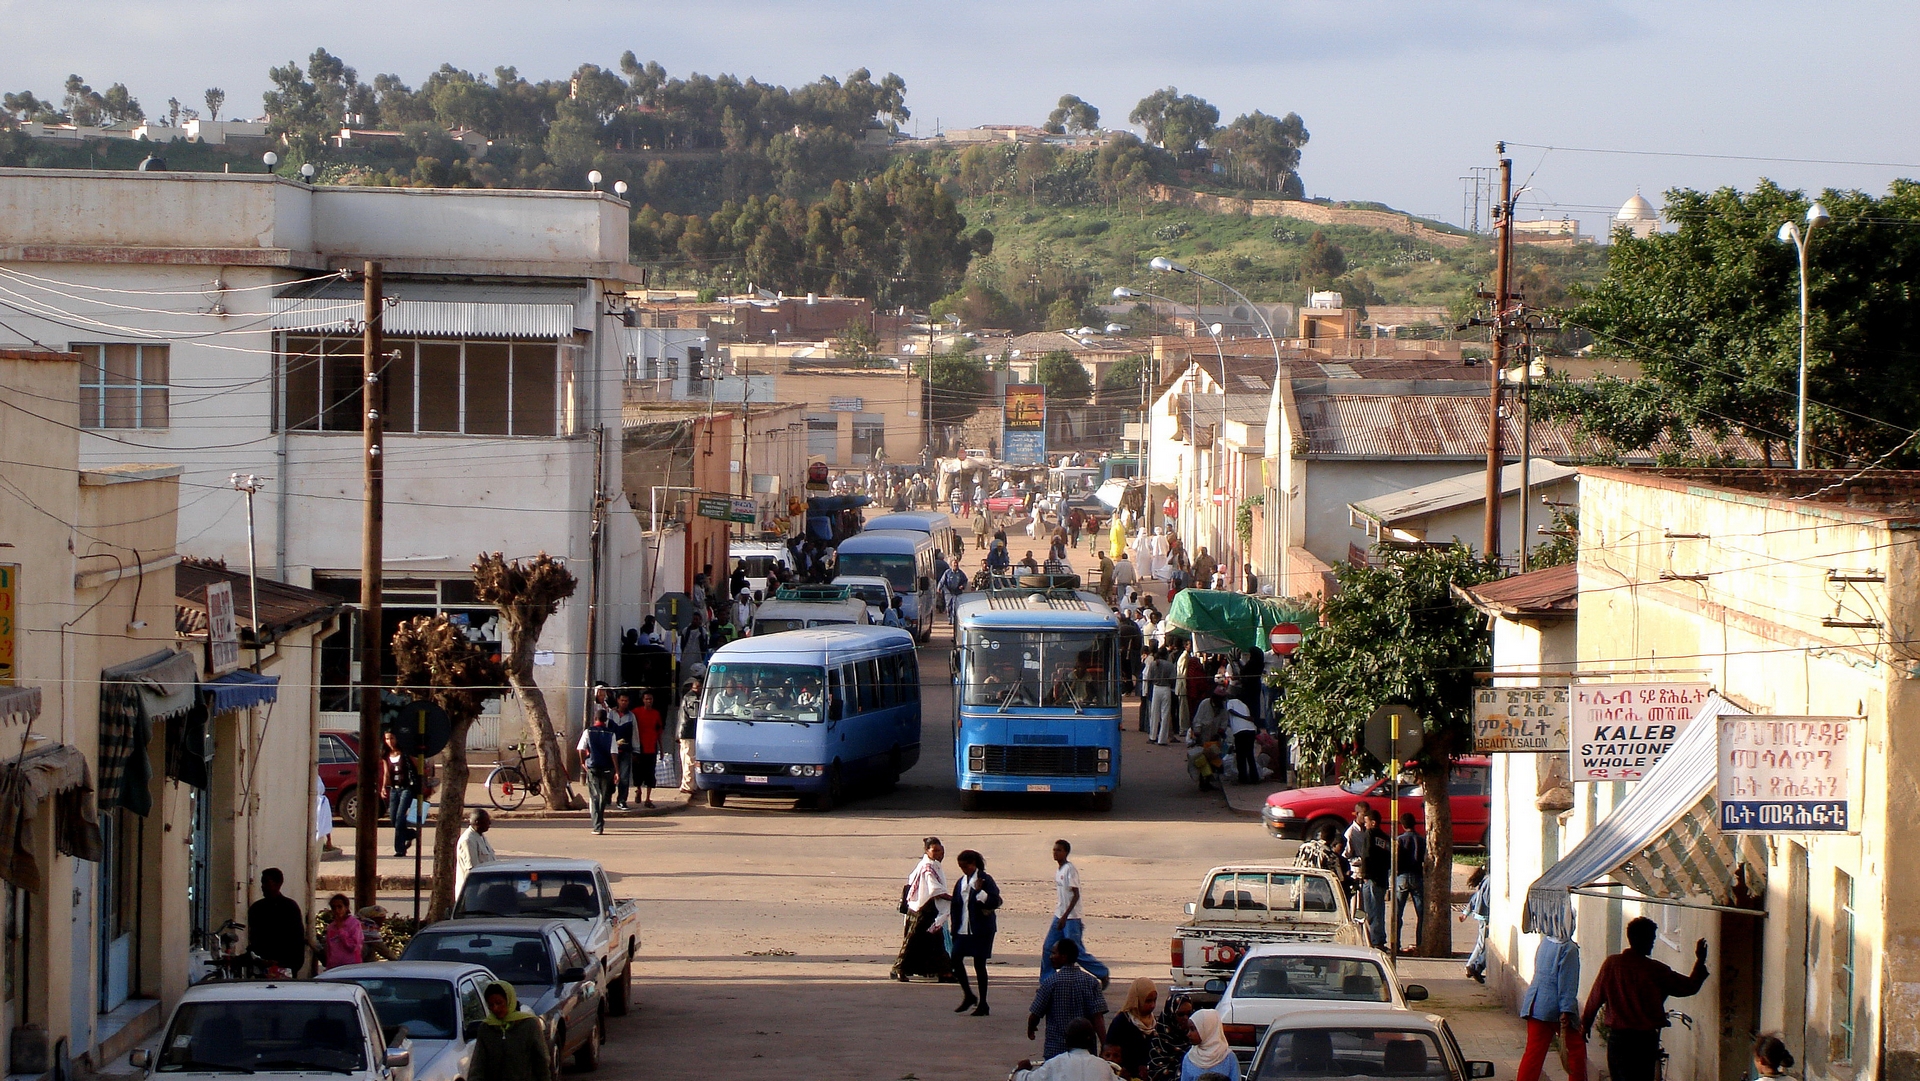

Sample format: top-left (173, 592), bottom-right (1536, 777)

top-left (708, 790), bottom-right (727, 808)
top-left (959, 789), bottom-right (983, 812)
top-left (814, 764), bottom-right (845, 811)
top-left (1089, 791), bottom-right (1115, 812)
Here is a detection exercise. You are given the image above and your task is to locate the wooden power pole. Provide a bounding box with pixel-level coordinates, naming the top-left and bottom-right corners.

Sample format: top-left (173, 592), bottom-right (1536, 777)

top-left (354, 261), bottom-right (385, 910)
top-left (1482, 151), bottom-right (1513, 562)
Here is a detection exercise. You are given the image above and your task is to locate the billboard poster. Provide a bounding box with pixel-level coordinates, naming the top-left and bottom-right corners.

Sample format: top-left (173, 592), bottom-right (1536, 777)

top-left (1472, 685), bottom-right (1570, 752)
top-left (1569, 681), bottom-right (1711, 782)
top-left (1717, 716), bottom-right (1856, 833)
top-left (1003, 383), bottom-right (1046, 465)
top-left (206, 580), bottom-right (241, 675)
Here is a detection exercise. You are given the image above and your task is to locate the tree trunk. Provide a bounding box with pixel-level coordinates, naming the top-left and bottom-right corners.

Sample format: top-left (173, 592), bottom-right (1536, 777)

top-left (427, 715), bottom-right (474, 922)
top-left (505, 611), bottom-right (578, 809)
top-left (1418, 733), bottom-right (1457, 958)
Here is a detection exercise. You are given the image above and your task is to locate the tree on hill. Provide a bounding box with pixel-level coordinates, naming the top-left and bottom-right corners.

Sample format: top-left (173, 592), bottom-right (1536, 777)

top-left (1092, 132), bottom-right (1164, 205)
top-left (203, 87), bottom-right (224, 121)
top-left (1036, 350), bottom-right (1092, 403)
top-left (1213, 110), bottom-right (1309, 195)
top-left (931, 282), bottom-right (1023, 329)
top-left (1129, 87), bottom-right (1218, 157)
top-left (1301, 231), bottom-right (1347, 285)
top-left (1045, 94), bottom-right (1101, 135)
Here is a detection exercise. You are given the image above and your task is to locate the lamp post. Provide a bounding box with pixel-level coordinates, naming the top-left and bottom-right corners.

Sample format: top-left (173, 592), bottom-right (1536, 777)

top-left (1206, 322), bottom-right (1231, 575)
top-left (1777, 201), bottom-right (1829, 469)
top-left (1115, 285), bottom-right (1217, 541)
top-left (1147, 258), bottom-right (1287, 591)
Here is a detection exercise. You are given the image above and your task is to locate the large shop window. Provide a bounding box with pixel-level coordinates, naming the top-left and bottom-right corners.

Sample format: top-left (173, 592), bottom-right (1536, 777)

top-left (76, 344), bottom-right (170, 429)
top-left (281, 335), bottom-right (564, 436)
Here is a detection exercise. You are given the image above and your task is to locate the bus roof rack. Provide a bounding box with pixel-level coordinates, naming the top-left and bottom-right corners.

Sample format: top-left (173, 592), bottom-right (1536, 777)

top-left (985, 588), bottom-right (1090, 612)
top-left (773, 584), bottom-right (854, 602)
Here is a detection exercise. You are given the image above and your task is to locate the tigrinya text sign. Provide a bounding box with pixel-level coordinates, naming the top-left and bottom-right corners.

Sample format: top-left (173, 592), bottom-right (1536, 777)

top-left (1472, 685), bottom-right (1570, 752)
top-left (1717, 716), bottom-right (1856, 834)
top-left (1570, 682), bottom-right (1711, 782)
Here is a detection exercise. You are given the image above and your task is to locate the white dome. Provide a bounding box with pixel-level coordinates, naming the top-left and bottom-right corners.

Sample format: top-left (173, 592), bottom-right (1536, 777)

top-left (1617, 193), bottom-right (1657, 221)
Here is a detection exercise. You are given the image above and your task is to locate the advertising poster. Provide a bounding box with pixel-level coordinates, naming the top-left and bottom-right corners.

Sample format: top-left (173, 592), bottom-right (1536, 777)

top-left (1569, 682), bottom-right (1711, 782)
top-left (1003, 383), bottom-right (1046, 465)
top-left (206, 580), bottom-right (241, 675)
top-left (1717, 716), bottom-right (1856, 833)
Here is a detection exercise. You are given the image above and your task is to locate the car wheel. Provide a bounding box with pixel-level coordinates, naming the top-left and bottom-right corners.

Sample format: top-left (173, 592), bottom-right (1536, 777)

top-left (550, 1026), bottom-right (565, 1078)
top-left (573, 1013), bottom-right (602, 1072)
top-left (608, 964), bottom-right (630, 1017)
top-left (335, 787), bottom-right (359, 830)
top-left (1307, 816), bottom-right (1345, 849)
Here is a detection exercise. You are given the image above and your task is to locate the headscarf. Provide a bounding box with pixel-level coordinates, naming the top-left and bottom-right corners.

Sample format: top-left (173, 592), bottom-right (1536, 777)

top-left (1121, 977), bottom-right (1159, 1026)
top-left (1185, 1008), bottom-right (1233, 1071)
top-left (1146, 997), bottom-right (1194, 1081)
top-left (481, 980), bottom-right (538, 1031)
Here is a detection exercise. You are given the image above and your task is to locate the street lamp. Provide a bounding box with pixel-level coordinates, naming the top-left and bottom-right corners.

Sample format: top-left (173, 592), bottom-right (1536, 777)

top-left (1205, 322), bottom-right (1231, 570)
top-left (1777, 201), bottom-right (1829, 469)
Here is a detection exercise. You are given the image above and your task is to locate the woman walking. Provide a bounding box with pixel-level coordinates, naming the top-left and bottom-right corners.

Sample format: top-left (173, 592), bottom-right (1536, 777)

top-left (1105, 978), bottom-right (1159, 1078)
top-left (470, 981), bottom-right (553, 1081)
top-left (1461, 865), bottom-right (1491, 982)
top-left (380, 730), bottom-right (420, 858)
top-left (949, 849), bottom-right (1001, 1015)
top-left (890, 837), bottom-right (953, 982)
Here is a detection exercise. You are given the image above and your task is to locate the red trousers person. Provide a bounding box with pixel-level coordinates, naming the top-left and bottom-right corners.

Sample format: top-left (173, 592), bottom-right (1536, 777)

top-left (1516, 1018), bottom-right (1587, 1081)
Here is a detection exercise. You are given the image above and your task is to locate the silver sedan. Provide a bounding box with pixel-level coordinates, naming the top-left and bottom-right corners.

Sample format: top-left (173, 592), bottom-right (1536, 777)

top-left (318, 960), bottom-right (497, 1081)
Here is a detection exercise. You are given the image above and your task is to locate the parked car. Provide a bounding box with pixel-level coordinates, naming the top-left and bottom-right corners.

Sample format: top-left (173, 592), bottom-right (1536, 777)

top-left (1246, 1007), bottom-right (1494, 1081)
top-left (832, 574), bottom-right (895, 623)
top-left (985, 488), bottom-right (1029, 515)
top-left (1171, 865), bottom-right (1363, 998)
top-left (399, 918), bottom-right (605, 1074)
top-left (1262, 758), bottom-right (1492, 848)
top-left (317, 961), bottom-right (494, 1081)
top-left (1203, 942), bottom-right (1426, 1069)
top-left (452, 858), bottom-right (642, 1015)
top-left (131, 980), bottom-right (411, 1081)
top-left (320, 730), bottom-right (439, 829)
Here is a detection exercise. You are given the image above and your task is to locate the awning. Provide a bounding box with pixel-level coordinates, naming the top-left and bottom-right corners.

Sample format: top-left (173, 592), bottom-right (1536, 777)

top-left (0, 742), bottom-right (104, 890)
top-left (0, 686), bottom-right (41, 726)
top-left (1524, 694), bottom-right (1766, 939)
top-left (204, 670), bottom-right (280, 714)
top-left (1165, 589), bottom-right (1319, 653)
top-left (98, 649), bottom-right (198, 817)
top-left (103, 649), bottom-right (200, 723)
top-left (271, 280), bottom-right (586, 339)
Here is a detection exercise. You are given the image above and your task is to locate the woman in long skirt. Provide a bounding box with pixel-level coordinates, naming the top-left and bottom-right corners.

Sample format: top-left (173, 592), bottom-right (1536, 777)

top-left (890, 837), bottom-right (953, 981)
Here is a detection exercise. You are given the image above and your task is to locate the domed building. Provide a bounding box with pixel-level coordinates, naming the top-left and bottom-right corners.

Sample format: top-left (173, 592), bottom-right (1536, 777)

top-left (1615, 192), bottom-right (1660, 239)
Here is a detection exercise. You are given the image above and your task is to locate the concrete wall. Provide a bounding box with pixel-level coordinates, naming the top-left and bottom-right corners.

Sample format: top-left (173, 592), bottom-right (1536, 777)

top-left (1302, 459), bottom-right (1476, 564)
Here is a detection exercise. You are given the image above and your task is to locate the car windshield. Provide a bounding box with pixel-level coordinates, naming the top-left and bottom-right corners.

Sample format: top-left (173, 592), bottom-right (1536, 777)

top-left (837, 553), bottom-right (915, 589)
top-left (458, 870), bottom-right (598, 919)
top-left (1233, 956), bottom-right (1393, 1002)
top-left (703, 663), bottom-right (826, 723)
top-left (841, 581), bottom-right (892, 608)
top-left (158, 1000), bottom-right (366, 1073)
top-left (1254, 1028), bottom-right (1448, 1079)
top-left (1338, 777), bottom-right (1423, 798)
top-left (404, 931), bottom-right (552, 986)
top-left (755, 618), bottom-right (807, 633)
top-left (963, 630), bottom-right (1116, 709)
top-left (338, 978), bottom-right (458, 1041)
top-left (1201, 872), bottom-right (1341, 920)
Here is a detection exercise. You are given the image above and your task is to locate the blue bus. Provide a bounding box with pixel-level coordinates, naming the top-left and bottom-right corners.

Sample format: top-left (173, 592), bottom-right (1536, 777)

top-left (693, 626), bottom-right (920, 810)
top-left (834, 529), bottom-right (937, 642)
top-left (950, 587), bottom-right (1121, 811)
top-left (863, 511), bottom-right (961, 558)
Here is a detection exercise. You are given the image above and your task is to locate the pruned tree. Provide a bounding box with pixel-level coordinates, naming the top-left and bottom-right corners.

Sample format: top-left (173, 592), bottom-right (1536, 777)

top-left (1045, 94), bottom-right (1101, 136)
top-left (1278, 545), bottom-right (1500, 957)
top-left (203, 87), bottom-right (225, 122)
top-left (391, 615), bottom-right (507, 920)
top-left (473, 551), bottom-right (580, 809)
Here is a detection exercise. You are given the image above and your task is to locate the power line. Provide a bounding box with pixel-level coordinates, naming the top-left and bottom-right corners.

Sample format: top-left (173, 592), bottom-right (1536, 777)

top-left (1503, 142), bottom-right (1920, 171)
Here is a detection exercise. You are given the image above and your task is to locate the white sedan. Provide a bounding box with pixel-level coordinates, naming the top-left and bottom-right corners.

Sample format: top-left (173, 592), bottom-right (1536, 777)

top-left (1246, 1007), bottom-right (1495, 1081)
top-left (1203, 943), bottom-right (1429, 1069)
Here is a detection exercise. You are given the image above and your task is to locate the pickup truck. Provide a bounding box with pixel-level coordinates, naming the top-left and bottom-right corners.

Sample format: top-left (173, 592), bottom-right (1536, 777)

top-left (453, 858), bottom-right (642, 1015)
top-left (132, 980), bottom-right (413, 1081)
top-left (1171, 864), bottom-right (1363, 998)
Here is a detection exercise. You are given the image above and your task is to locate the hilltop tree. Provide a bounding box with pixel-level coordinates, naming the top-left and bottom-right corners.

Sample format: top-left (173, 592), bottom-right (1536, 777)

top-left (62, 76), bottom-right (105, 126)
top-left (1280, 545), bottom-right (1500, 957)
top-left (1214, 110), bottom-right (1309, 195)
top-left (1129, 87), bottom-right (1218, 157)
top-left (931, 282), bottom-right (1022, 329)
top-left (473, 551), bottom-right (580, 810)
top-left (203, 87), bottom-right (225, 121)
top-left (2, 91), bottom-right (56, 123)
top-left (1036, 350), bottom-right (1092, 403)
top-left (1092, 132), bottom-right (1163, 205)
top-left (1045, 94), bottom-right (1101, 136)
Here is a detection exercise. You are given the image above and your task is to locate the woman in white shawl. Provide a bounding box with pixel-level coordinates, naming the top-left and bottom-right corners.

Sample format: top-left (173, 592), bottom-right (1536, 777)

top-left (1181, 1008), bottom-right (1239, 1081)
top-left (889, 836), bottom-right (953, 982)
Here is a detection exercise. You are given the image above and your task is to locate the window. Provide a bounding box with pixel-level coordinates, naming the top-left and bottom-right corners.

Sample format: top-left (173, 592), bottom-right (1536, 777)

top-left (280, 334), bottom-right (562, 436)
top-left (1835, 869), bottom-right (1856, 1062)
top-left (314, 575), bottom-right (499, 714)
top-left (1254, 1028), bottom-right (1448, 1079)
top-left (852, 413), bottom-right (886, 464)
top-left (1232, 957), bottom-right (1393, 1003)
top-left (319, 734), bottom-right (354, 764)
top-left (459, 978), bottom-right (487, 1025)
top-left (77, 344), bottom-right (169, 428)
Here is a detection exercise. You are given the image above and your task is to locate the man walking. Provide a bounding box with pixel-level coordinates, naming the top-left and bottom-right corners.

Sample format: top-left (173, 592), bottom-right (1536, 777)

top-left (1582, 918), bottom-right (1708, 1081)
top-left (1028, 940), bottom-right (1109, 1061)
top-left (1146, 647), bottom-right (1177, 745)
top-left (246, 868), bottom-right (311, 978)
top-left (1041, 840), bottom-right (1109, 985)
top-left (1517, 934), bottom-right (1587, 1081)
top-left (576, 708), bottom-right (618, 835)
top-left (678, 675), bottom-right (702, 796)
top-left (455, 808), bottom-right (496, 900)
top-left (608, 691), bottom-right (637, 810)
top-left (1393, 813), bottom-right (1426, 950)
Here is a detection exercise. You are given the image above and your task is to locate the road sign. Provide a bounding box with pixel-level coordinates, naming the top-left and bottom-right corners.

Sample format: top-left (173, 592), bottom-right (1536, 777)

top-left (205, 580), bottom-right (241, 676)
top-left (730, 498), bottom-right (757, 524)
top-left (1717, 716), bottom-right (1856, 834)
top-left (1364, 703), bottom-right (1426, 766)
top-left (1472, 685), bottom-right (1570, 752)
top-left (696, 495), bottom-right (735, 521)
top-left (1269, 623), bottom-right (1303, 655)
top-left (388, 699), bottom-right (452, 758)
top-left (0, 564), bottom-right (15, 685)
top-left (1569, 681), bottom-right (1710, 782)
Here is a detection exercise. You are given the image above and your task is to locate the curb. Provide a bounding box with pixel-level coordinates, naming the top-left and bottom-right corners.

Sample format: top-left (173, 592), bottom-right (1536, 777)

top-left (1218, 782), bottom-right (1269, 819)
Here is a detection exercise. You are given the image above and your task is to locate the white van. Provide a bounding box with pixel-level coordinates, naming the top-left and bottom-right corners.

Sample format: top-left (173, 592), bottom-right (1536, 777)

top-left (730, 541), bottom-right (793, 597)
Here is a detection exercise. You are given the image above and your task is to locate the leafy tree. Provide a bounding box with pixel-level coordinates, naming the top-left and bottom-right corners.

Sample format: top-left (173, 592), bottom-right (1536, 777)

top-left (1528, 506), bottom-right (1578, 571)
top-left (1129, 87), bottom-right (1219, 157)
top-left (1213, 110), bottom-right (1308, 194)
top-left (1045, 294), bottom-right (1082, 330)
top-left (1091, 132), bottom-right (1163, 204)
top-left (834, 318), bottom-right (880, 363)
top-left (391, 615), bottom-right (506, 920)
top-left (1301, 231), bottom-right (1347, 284)
top-left (62, 76), bottom-right (105, 126)
top-left (2, 91), bottom-right (56, 123)
top-left (919, 345), bottom-right (990, 425)
top-left (1542, 180), bottom-right (1920, 467)
top-left (1036, 349), bottom-right (1092, 403)
top-left (1279, 545), bottom-right (1500, 957)
top-left (203, 87), bottom-right (225, 122)
top-left (262, 60), bottom-right (328, 157)
top-left (1045, 94), bottom-right (1101, 135)
top-left (930, 282), bottom-right (1021, 328)
top-left (99, 84), bottom-right (143, 125)
top-left (472, 552), bottom-right (580, 810)
top-left (1099, 356), bottom-right (1144, 403)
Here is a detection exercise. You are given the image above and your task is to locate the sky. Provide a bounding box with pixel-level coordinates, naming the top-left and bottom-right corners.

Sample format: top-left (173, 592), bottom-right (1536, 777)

top-left (5, 0), bottom-right (1917, 238)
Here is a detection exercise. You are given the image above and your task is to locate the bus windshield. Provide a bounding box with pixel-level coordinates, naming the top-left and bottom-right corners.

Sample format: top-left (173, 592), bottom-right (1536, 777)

top-left (704, 662), bottom-right (827, 723)
top-left (837, 553), bottom-right (915, 590)
top-left (963, 631), bottom-right (1116, 710)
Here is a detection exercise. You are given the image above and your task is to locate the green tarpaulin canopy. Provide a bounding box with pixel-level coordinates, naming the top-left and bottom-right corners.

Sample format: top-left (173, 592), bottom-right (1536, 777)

top-left (1165, 590), bottom-right (1318, 652)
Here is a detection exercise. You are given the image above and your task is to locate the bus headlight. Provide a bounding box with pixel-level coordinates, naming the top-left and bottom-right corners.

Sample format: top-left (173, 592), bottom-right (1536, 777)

top-left (1097, 761), bottom-right (1110, 773)
top-left (1096, 748), bottom-right (1111, 760)
top-left (789, 765), bottom-right (824, 777)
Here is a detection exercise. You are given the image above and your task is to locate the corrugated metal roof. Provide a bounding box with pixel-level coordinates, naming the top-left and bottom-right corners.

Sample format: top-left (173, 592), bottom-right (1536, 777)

top-left (1298, 394), bottom-right (1762, 461)
top-left (272, 279), bottom-right (586, 339)
top-left (1455, 563), bottom-right (1579, 618)
top-left (1352, 460), bottom-right (1580, 525)
top-left (175, 560), bottom-right (346, 645)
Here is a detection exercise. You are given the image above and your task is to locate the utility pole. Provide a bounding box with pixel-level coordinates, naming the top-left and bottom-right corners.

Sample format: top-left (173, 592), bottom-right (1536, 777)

top-left (354, 261), bottom-right (385, 911)
top-left (1482, 151), bottom-right (1513, 563)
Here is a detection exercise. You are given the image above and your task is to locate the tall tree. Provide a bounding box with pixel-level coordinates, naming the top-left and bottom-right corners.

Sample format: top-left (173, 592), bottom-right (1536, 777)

top-left (203, 87), bottom-right (225, 122)
top-left (920, 344), bottom-right (990, 425)
top-left (1045, 94), bottom-right (1101, 135)
top-left (473, 552), bottom-right (580, 810)
top-left (1301, 231), bottom-right (1347, 285)
top-left (1129, 87), bottom-right (1219, 157)
top-left (1279, 545), bottom-right (1500, 957)
top-left (391, 615), bottom-right (507, 920)
top-left (62, 75), bottom-right (105, 126)
top-left (1543, 180), bottom-right (1920, 467)
top-left (1213, 110), bottom-right (1309, 194)
top-left (1036, 350), bottom-right (1092, 403)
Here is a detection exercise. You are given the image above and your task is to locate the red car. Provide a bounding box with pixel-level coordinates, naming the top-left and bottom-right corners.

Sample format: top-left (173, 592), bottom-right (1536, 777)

top-left (1262, 757), bottom-right (1492, 847)
top-left (984, 490), bottom-right (1029, 515)
top-left (319, 729), bottom-right (438, 828)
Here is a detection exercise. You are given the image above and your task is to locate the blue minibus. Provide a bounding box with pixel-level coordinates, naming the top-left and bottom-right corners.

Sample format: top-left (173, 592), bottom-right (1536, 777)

top-left (950, 586), bottom-right (1121, 811)
top-left (693, 626), bottom-right (921, 810)
top-left (863, 511), bottom-right (961, 557)
top-left (834, 529), bottom-right (937, 641)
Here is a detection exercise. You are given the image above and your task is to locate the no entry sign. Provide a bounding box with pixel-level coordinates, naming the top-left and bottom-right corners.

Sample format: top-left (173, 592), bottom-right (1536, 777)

top-left (1269, 622), bottom-right (1302, 655)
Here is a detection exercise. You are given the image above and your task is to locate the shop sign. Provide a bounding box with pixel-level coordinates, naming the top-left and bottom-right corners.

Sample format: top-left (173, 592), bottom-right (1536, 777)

top-left (1570, 681), bottom-right (1710, 782)
top-left (696, 495), bottom-right (735, 521)
top-left (205, 580), bottom-right (241, 675)
top-left (0, 564), bottom-right (15, 685)
top-left (1472, 684), bottom-right (1570, 752)
top-left (1717, 716), bottom-right (1856, 833)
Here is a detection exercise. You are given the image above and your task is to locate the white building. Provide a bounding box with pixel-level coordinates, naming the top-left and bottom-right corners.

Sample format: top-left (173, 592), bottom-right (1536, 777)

top-left (0, 168), bottom-right (647, 750)
top-left (1615, 192), bottom-right (1661, 240)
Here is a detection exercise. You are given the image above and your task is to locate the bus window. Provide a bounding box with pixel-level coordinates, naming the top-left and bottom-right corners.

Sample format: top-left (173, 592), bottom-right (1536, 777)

top-left (858, 659), bottom-right (879, 711)
top-left (963, 631), bottom-right (1117, 709)
top-left (902, 653), bottom-right (921, 704)
top-left (875, 656), bottom-right (896, 708)
top-left (826, 668), bottom-right (843, 721)
top-left (837, 552), bottom-right (916, 591)
top-left (703, 663), bottom-right (827, 722)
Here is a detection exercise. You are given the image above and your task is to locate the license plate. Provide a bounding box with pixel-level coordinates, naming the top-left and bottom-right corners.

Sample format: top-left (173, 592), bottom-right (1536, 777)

top-left (745, 775), bottom-right (769, 784)
top-left (1026, 784), bottom-right (1052, 792)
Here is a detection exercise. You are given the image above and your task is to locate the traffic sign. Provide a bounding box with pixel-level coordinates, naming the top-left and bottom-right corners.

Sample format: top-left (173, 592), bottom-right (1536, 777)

top-left (1364, 702), bottom-right (1426, 766)
top-left (389, 699), bottom-right (452, 758)
top-left (1269, 622), bottom-right (1303, 655)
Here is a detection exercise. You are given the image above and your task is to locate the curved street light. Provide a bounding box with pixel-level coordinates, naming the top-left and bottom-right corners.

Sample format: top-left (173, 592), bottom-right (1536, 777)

top-left (1777, 201), bottom-right (1829, 469)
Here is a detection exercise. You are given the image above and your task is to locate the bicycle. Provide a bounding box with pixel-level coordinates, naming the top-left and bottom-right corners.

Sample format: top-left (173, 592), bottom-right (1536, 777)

top-left (1653, 1011), bottom-right (1693, 1081)
top-left (486, 742), bottom-right (544, 811)
top-left (194, 920), bottom-right (268, 981)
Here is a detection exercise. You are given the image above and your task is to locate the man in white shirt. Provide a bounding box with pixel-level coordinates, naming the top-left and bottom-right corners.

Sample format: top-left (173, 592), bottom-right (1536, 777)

top-left (454, 808), bottom-right (497, 900)
top-left (1041, 839), bottom-right (1109, 987)
top-left (1012, 1019), bottom-right (1116, 1081)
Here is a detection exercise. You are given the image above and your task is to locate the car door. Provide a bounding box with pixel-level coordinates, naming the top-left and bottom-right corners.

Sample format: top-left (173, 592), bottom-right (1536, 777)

top-left (554, 928), bottom-right (599, 1037)
top-left (456, 976), bottom-right (488, 1068)
top-left (1447, 764), bottom-right (1493, 843)
top-left (319, 734), bottom-right (356, 802)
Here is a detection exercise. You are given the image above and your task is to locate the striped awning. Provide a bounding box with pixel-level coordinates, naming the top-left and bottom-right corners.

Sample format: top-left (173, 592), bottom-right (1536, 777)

top-left (1523, 694), bottom-right (1767, 939)
top-left (271, 280), bottom-right (585, 339)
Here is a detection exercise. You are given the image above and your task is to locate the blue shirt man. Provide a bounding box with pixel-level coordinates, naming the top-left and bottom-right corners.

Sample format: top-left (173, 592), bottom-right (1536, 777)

top-left (1516, 935), bottom-right (1587, 1081)
top-left (1027, 939), bottom-right (1107, 1060)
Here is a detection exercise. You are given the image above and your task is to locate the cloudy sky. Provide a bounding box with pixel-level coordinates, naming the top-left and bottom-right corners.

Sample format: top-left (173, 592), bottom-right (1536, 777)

top-left (6, 0), bottom-right (1915, 236)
